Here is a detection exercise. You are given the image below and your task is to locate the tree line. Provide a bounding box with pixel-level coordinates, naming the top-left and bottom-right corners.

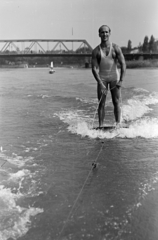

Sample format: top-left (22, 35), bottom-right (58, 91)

top-left (122, 35), bottom-right (158, 54)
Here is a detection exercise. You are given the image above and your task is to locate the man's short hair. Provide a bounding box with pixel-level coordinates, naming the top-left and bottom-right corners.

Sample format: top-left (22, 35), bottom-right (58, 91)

top-left (98, 25), bottom-right (111, 33)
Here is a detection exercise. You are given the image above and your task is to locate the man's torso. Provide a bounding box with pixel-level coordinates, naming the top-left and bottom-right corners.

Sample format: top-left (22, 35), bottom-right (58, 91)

top-left (97, 43), bottom-right (119, 82)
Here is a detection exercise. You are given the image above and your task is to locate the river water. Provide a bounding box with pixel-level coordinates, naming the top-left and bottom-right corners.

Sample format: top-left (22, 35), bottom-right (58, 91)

top-left (0, 67), bottom-right (158, 240)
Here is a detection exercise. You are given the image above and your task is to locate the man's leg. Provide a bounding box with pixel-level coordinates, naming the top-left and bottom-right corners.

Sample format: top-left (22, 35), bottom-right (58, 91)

top-left (97, 83), bottom-right (107, 127)
top-left (110, 81), bottom-right (121, 123)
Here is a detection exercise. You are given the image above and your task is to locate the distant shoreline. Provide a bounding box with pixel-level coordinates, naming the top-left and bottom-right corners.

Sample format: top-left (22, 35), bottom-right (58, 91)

top-left (0, 60), bottom-right (158, 69)
top-left (125, 59), bottom-right (158, 69)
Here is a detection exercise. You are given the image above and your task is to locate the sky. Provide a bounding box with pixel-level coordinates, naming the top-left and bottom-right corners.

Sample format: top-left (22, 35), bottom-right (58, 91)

top-left (0, 0), bottom-right (158, 49)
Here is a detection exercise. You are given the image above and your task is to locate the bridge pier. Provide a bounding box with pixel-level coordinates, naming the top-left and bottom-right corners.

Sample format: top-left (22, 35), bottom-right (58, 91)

top-left (85, 57), bottom-right (91, 68)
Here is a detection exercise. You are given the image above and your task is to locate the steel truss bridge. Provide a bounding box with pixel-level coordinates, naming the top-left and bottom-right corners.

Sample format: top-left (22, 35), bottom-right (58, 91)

top-left (0, 39), bottom-right (92, 57)
top-left (0, 39), bottom-right (158, 60)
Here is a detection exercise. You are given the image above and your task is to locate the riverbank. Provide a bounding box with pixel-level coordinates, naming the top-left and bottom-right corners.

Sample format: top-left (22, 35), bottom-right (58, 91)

top-left (0, 60), bottom-right (158, 69)
top-left (126, 59), bottom-right (158, 68)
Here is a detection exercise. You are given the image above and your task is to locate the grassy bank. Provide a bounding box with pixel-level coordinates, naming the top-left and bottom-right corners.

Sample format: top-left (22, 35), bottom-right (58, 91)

top-left (126, 59), bottom-right (158, 69)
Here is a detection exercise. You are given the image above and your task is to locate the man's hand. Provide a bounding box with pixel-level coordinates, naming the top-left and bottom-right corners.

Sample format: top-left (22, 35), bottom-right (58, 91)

top-left (100, 83), bottom-right (107, 95)
top-left (116, 80), bottom-right (123, 88)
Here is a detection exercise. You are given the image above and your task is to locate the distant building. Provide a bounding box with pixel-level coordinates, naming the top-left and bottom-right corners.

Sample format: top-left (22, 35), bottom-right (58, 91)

top-left (154, 39), bottom-right (158, 51)
top-left (130, 48), bottom-right (139, 54)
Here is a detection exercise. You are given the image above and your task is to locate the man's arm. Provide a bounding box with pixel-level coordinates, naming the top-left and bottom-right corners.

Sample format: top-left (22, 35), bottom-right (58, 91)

top-left (115, 45), bottom-right (126, 87)
top-left (91, 48), bottom-right (106, 91)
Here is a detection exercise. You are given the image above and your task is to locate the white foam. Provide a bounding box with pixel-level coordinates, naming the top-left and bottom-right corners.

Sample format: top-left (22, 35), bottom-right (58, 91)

top-left (55, 90), bottom-right (158, 139)
top-left (74, 118), bottom-right (158, 139)
top-left (55, 109), bottom-right (158, 139)
top-left (76, 97), bottom-right (97, 104)
top-left (37, 94), bottom-right (50, 98)
top-left (141, 92), bottom-right (158, 105)
top-left (0, 152), bottom-right (34, 167)
top-left (55, 110), bottom-right (92, 126)
top-left (122, 99), bottom-right (152, 121)
top-left (122, 92), bottom-right (158, 121)
top-left (9, 169), bottom-right (31, 181)
top-left (0, 185), bottom-right (43, 240)
top-left (24, 147), bottom-right (38, 153)
top-left (134, 88), bottom-right (149, 93)
top-left (116, 118), bottom-right (158, 138)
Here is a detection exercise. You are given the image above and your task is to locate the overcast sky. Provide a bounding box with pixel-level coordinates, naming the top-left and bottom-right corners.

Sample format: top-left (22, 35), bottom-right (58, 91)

top-left (0, 0), bottom-right (158, 49)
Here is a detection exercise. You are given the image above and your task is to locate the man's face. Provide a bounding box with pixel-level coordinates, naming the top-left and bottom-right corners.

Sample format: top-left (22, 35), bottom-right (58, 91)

top-left (99, 26), bottom-right (111, 42)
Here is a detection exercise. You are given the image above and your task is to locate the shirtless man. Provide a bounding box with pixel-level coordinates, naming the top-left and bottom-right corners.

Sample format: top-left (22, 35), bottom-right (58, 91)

top-left (91, 25), bottom-right (126, 128)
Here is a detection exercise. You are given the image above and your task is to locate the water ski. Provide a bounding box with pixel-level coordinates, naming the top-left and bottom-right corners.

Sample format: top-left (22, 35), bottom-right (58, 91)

top-left (93, 124), bottom-right (129, 131)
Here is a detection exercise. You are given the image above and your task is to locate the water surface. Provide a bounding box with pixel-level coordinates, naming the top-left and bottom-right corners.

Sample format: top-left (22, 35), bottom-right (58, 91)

top-left (0, 67), bottom-right (158, 240)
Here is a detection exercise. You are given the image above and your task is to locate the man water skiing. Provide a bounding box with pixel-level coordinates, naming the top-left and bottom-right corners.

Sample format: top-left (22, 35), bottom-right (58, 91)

top-left (91, 25), bottom-right (126, 128)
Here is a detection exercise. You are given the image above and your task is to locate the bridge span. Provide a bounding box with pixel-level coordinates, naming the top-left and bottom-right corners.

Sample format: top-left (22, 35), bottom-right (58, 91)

top-left (0, 39), bottom-right (158, 60)
top-left (0, 39), bottom-right (92, 55)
